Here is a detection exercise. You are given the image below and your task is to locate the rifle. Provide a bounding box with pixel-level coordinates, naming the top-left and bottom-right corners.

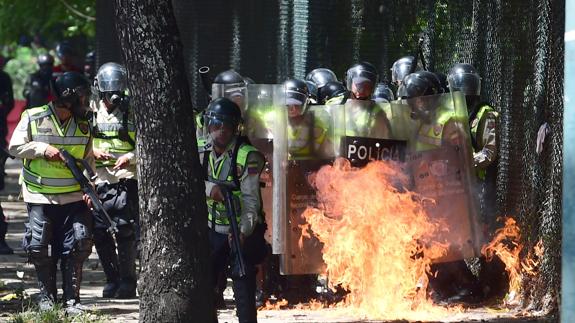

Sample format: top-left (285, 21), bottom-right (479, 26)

top-left (59, 149), bottom-right (118, 234)
top-left (218, 183), bottom-right (247, 278)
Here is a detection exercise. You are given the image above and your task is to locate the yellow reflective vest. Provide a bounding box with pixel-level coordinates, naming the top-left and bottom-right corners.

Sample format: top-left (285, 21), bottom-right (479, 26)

top-left (22, 105), bottom-right (91, 194)
top-left (200, 139), bottom-right (259, 226)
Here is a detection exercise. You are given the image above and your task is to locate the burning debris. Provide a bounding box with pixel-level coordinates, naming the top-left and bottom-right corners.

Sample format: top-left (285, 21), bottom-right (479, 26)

top-left (301, 158), bottom-right (457, 320)
top-left (481, 218), bottom-right (544, 306)
top-left (286, 158), bottom-right (545, 321)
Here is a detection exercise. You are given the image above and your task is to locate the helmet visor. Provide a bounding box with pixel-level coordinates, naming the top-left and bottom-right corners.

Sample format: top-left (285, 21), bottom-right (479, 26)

top-left (447, 73), bottom-right (481, 96)
top-left (391, 63), bottom-right (413, 84)
top-left (346, 69), bottom-right (377, 91)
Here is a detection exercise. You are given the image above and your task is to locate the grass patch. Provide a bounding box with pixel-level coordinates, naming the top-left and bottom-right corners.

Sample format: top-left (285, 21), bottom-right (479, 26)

top-left (9, 302), bottom-right (108, 323)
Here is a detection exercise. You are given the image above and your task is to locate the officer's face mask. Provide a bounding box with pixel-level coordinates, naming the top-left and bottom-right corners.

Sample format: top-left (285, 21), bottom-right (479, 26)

top-left (104, 91), bottom-right (129, 111)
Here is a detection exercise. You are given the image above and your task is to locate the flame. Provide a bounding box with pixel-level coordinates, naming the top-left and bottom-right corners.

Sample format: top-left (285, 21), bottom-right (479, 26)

top-left (481, 217), bottom-right (544, 306)
top-left (300, 158), bottom-right (458, 320)
top-left (259, 298), bottom-right (289, 310)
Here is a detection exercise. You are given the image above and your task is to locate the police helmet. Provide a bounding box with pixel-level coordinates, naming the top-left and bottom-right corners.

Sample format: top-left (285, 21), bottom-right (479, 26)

top-left (52, 72), bottom-right (91, 103)
top-left (402, 71), bottom-right (443, 99)
top-left (305, 80), bottom-right (319, 103)
top-left (37, 53), bottom-right (55, 67)
top-left (306, 68), bottom-right (338, 89)
top-left (284, 79), bottom-right (309, 116)
top-left (319, 81), bottom-right (347, 104)
top-left (204, 97), bottom-right (243, 132)
top-left (96, 62), bottom-right (128, 92)
top-left (214, 69), bottom-right (244, 85)
top-left (212, 69), bottom-right (247, 101)
top-left (345, 62), bottom-right (378, 92)
top-left (85, 51), bottom-right (95, 64)
top-left (373, 83), bottom-right (395, 102)
top-left (391, 56), bottom-right (420, 84)
top-left (55, 42), bottom-right (75, 59)
top-left (447, 63), bottom-right (481, 96)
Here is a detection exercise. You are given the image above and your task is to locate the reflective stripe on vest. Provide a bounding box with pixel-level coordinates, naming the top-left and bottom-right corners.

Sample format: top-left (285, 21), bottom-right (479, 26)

top-left (23, 105), bottom-right (90, 194)
top-left (470, 104), bottom-right (498, 148)
top-left (288, 120), bottom-right (327, 159)
top-left (415, 108), bottom-right (453, 152)
top-left (93, 119), bottom-right (136, 167)
top-left (205, 144), bottom-right (258, 226)
top-left (470, 104), bottom-right (498, 180)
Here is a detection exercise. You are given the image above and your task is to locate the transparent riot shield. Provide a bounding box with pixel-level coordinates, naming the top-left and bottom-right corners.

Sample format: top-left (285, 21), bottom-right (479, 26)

top-left (212, 83), bottom-right (248, 113)
top-left (243, 84), bottom-right (286, 246)
top-left (275, 104), bottom-right (339, 275)
top-left (334, 99), bottom-right (408, 167)
top-left (405, 91), bottom-right (483, 263)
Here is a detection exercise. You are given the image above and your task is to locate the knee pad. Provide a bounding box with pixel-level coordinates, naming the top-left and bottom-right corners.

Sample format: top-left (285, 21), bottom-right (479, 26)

top-left (28, 206), bottom-right (52, 247)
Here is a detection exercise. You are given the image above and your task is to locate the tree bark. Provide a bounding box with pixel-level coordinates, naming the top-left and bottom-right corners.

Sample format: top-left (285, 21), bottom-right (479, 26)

top-left (114, 1), bottom-right (214, 322)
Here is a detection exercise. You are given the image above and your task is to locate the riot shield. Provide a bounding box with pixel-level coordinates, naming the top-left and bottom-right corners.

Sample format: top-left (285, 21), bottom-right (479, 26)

top-left (212, 83), bottom-right (248, 113)
top-left (243, 84), bottom-right (286, 246)
top-left (276, 104), bottom-right (339, 275)
top-left (334, 99), bottom-right (408, 166)
top-left (404, 91), bottom-right (483, 263)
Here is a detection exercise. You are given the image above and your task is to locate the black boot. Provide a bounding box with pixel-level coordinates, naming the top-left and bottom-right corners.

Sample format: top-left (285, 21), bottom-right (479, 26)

top-left (115, 239), bottom-right (137, 299)
top-left (33, 259), bottom-right (57, 311)
top-left (61, 256), bottom-right (86, 315)
top-left (94, 230), bottom-right (120, 298)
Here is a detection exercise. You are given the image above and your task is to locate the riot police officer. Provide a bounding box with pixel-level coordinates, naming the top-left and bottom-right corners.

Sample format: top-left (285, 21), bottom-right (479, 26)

top-left (91, 62), bottom-right (139, 299)
top-left (447, 63), bottom-right (498, 181)
top-left (23, 53), bottom-right (54, 108)
top-left (305, 68), bottom-right (338, 102)
top-left (198, 69), bottom-right (248, 140)
top-left (9, 72), bottom-right (94, 314)
top-left (212, 69), bottom-right (248, 112)
top-left (321, 81), bottom-right (347, 105)
top-left (344, 62), bottom-right (392, 139)
top-left (284, 79), bottom-right (333, 159)
top-left (391, 56), bottom-right (420, 98)
top-left (53, 42), bottom-right (82, 79)
top-left (200, 97), bottom-right (266, 323)
top-left (304, 80), bottom-right (319, 105)
top-left (403, 70), bottom-right (481, 302)
top-left (372, 82), bottom-right (395, 103)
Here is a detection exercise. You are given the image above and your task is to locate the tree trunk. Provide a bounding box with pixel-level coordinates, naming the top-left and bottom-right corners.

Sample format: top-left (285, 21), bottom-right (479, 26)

top-left (114, 1), bottom-right (214, 322)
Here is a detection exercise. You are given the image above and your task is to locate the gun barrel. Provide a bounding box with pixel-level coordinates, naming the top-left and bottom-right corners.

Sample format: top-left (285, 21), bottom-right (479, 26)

top-left (59, 149), bottom-right (118, 234)
top-left (221, 187), bottom-right (247, 278)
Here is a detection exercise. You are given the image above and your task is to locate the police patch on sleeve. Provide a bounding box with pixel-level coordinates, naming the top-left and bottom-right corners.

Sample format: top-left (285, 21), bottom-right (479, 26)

top-left (78, 123), bottom-right (90, 134)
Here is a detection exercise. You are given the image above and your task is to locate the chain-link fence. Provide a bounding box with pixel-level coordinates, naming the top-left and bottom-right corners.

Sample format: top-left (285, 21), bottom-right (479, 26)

top-left (100, 0), bottom-right (564, 313)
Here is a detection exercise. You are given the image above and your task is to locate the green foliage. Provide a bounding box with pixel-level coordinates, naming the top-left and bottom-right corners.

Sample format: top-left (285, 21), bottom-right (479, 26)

top-left (2, 45), bottom-right (49, 100)
top-left (0, 0), bottom-right (95, 45)
top-left (9, 303), bottom-right (108, 323)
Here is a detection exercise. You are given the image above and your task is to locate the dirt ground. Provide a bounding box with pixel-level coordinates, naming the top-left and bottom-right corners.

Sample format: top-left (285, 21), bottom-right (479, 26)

top-left (0, 160), bottom-right (557, 323)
